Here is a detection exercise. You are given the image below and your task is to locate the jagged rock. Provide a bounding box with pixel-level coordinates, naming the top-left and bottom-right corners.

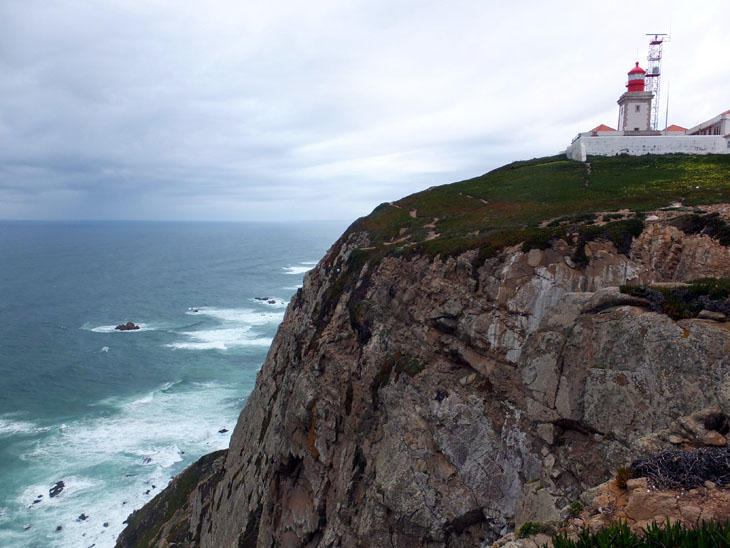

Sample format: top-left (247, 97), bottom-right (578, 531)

top-left (115, 322), bottom-right (139, 331)
top-left (514, 482), bottom-right (561, 530)
top-left (49, 481), bottom-right (64, 498)
top-left (117, 210), bottom-right (730, 548)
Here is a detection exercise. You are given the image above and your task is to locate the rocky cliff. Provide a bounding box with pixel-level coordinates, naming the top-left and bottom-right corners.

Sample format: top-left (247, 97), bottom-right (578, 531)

top-left (117, 155), bottom-right (730, 547)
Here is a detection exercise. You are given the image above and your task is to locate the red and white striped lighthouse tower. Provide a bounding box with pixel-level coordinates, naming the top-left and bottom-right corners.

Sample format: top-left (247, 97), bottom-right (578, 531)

top-left (617, 62), bottom-right (656, 133)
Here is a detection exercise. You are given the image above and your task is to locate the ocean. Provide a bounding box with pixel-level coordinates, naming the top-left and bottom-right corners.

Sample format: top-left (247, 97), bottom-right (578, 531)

top-left (0, 221), bottom-right (346, 548)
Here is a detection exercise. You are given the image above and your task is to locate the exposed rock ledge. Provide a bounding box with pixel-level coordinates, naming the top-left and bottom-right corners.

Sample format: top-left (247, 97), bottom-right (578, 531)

top-left (492, 475), bottom-right (730, 547)
top-left (117, 211), bottom-right (730, 548)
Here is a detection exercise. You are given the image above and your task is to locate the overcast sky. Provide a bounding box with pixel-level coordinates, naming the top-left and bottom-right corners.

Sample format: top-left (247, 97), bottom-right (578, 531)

top-left (1, 1), bottom-right (728, 221)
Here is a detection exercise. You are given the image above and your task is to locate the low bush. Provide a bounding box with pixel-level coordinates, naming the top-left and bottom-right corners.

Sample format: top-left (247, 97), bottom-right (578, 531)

top-left (547, 519), bottom-right (730, 548)
top-left (620, 278), bottom-right (730, 320)
top-left (518, 521), bottom-right (554, 538)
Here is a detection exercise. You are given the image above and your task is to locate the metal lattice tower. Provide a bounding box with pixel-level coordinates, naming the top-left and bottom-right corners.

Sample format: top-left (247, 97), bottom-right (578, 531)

top-left (645, 33), bottom-right (668, 130)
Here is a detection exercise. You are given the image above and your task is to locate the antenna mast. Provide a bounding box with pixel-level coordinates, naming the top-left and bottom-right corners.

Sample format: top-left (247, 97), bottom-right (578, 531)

top-left (645, 33), bottom-right (669, 130)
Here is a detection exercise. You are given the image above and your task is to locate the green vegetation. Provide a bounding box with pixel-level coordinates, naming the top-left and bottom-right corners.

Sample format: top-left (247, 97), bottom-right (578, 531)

top-left (518, 521), bottom-right (555, 538)
top-left (348, 154), bottom-right (730, 265)
top-left (620, 278), bottom-right (730, 320)
top-left (547, 520), bottom-right (730, 548)
top-left (568, 501), bottom-right (584, 517)
top-left (370, 352), bottom-right (425, 405)
top-left (672, 212), bottom-right (730, 245)
top-left (616, 466), bottom-right (630, 489)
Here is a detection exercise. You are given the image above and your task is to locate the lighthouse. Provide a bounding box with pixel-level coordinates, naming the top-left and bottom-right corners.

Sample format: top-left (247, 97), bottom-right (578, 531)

top-left (565, 36), bottom-right (730, 160)
top-left (617, 62), bottom-right (655, 133)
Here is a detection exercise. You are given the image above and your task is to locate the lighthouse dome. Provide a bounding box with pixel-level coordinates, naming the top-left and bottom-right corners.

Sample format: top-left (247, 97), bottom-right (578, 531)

top-left (628, 62), bottom-right (646, 75)
top-left (627, 62), bottom-right (646, 92)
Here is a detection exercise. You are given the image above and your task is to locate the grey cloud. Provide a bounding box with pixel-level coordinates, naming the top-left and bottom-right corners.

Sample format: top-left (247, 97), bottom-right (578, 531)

top-left (1, 0), bottom-right (727, 221)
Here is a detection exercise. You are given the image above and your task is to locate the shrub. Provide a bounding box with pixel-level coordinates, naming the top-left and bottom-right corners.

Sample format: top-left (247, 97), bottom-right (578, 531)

top-left (568, 500), bottom-right (584, 517)
top-left (546, 519), bottom-right (730, 548)
top-left (518, 521), bottom-right (552, 538)
top-left (616, 466), bottom-right (630, 489)
top-left (620, 278), bottom-right (730, 320)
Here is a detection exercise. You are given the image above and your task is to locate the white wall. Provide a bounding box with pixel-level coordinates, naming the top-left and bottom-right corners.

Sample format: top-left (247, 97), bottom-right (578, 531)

top-left (566, 135), bottom-right (728, 161)
top-left (621, 100), bottom-right (651, 131)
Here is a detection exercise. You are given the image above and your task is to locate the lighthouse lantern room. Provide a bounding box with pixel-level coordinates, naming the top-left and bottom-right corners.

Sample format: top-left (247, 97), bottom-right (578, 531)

top-left (617, 62), bottom-right (655, 133)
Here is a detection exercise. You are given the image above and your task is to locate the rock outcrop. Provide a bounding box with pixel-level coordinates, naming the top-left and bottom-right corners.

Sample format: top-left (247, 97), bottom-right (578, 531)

top-left (117, 206), bottom-right (730, 548)
top-left (116, 322), bottom-right (140, 331)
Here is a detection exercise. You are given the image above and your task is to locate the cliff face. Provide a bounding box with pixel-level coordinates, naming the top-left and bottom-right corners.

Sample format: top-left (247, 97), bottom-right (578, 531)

top-left (117, 203), bottom-right (730, 548)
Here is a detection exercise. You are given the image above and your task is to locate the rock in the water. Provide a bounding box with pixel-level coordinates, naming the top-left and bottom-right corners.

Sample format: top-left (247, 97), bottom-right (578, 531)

top-left (218, 428), bottom-right (228, 433)
top-left (22, 524), bottom-right (31, 531)
top-left (49, 481), bottom-right (64, 498)
top-left (56, 525), bottom-right (63, 532)
top-left (77, 513), bottom-right (88, 522)
top-left (115, 322), bottom-right (140, 331)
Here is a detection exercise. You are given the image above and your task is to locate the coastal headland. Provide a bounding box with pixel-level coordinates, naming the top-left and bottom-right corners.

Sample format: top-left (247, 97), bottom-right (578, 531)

top-left (117, 154), bottom-right (730, 547)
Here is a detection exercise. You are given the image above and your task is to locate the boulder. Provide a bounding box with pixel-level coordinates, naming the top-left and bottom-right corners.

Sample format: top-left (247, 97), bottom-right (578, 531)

top-left (49, 481), bottom-right (64, 498)
top-left (115, 322), bottom-right (140, 331)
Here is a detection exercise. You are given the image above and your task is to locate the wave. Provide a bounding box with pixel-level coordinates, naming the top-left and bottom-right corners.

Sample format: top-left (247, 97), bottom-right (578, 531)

top-left (250, 297), bottom-right (288, 309)
top-left (173, 307), bottom-right (282, 352)
top-left (0, 417), bottom-right (50, 437)
top-left (6, 381), bottom-right (240, 548)
top-left (282, 262), bottom-right (316, 275)
top-left (167, 328), bottom-right (272, 351)
top-left (184, 307), bottom-right (283, 325)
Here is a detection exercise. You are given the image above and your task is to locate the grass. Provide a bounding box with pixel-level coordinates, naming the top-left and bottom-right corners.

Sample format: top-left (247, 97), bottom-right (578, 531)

top-left (342, 154), bottom-right (730, 268)
top-left (547, 519), bottom-right (730, 548)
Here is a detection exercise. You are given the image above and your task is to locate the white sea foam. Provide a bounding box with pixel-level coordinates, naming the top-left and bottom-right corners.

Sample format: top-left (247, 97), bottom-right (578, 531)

top-left (250, 297), bottom-right (288, 309)
top-left (89, 323), bottom-right (154, 333)
top-left (0, 417), bottom-right (50, 437)
top-left (174, 307), bottom-right (282, 351)
top-left (100, 346), bottom-right (109, 353)
top-left (282, 262), bottom-right (316, 275)
top-left (184, 307), bottom-right (282, 325)
top-left (167, 328), bottom-right (272, 351)
top-left (5, 381), bottom-right (240, 548)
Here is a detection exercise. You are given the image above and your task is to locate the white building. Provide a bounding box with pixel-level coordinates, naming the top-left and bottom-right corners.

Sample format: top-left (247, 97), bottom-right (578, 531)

top-left (566, 62), bottom-right (730, 161)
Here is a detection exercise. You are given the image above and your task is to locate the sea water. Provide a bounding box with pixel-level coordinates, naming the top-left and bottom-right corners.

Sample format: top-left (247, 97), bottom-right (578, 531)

top-left (0, 221), bottom-right (345, 548)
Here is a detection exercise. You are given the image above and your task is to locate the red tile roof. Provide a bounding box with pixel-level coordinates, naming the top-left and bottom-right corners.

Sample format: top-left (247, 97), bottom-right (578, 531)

top-left (665, 124), bottom-right (687, 131)
top-left (591, 124), bottom-right (616, 132)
